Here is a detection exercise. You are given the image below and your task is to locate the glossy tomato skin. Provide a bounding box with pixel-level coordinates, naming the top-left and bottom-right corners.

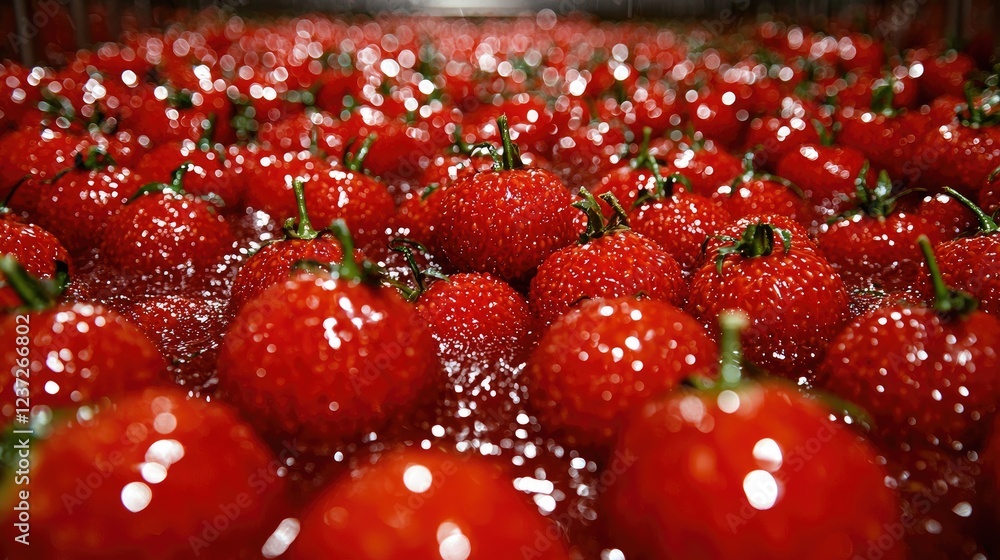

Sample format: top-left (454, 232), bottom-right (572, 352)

top-left (437, 167), bottom-right (580, 284)
top-left (0, 302), bottom-right (167, 427)
top-left (631, 190), bottom-right (732, 274)
top-left (228, 237), bottom-right (346, 316)
top-left (303, 167), bottom-right (397, 249)
top-left (712, 177), bottom-right (816, 229)
top-left (101, 192), bottom-right (236, 293)
top-left (660, 139), bottom-right (743, 197)
top-left (417, 272), bottom-right (534, 371)
top-left (591, 166), bottom-right (661, 215)
top-left (918, 51), bottom-right (975, 101)
top-left (776, 144), bottom-right (872, 219)
top-left (901, 192), bottom-right (977, 240)
top-left (290, 447), bottom-right (572, 560)
top-left (979, 176), bottom-right (1000, 216)
top-left (688, 225), bottom-right (849, 379)
top-left (550, 123), bottom-right (629, 191)
top-left (242, 150), bottom-right (330, 220)
top-left (923, 121), bottom-right (1000, 199)
top-left (393, 153), bottom-right (495, 252)
top-left (745, 102), bottom-right (822, 172)
top-left (881, 443), bottom-right (989, 560)
top-left (0, 127), bottom-right (87, 199)
top-left (133, 142), bottom-right (241, 209)
top-left (683, 88), bottom-right (748, 149)
top-left (819, 306), bottom-right (1000, 452)
top-left (836, 108), bottom-right (930, 188)
top-left (527, 297), bottom-right (717, 451)
top-left (0, 388), bottom-right (287, 560)
top-left (933, 230), bottom-right (1000, 316)
top-left (415, 272), bottom-right (535, 418)
top-left (529, 230), bottom-right (688, 326)
top-left (606, 382), bottom-right (904, 560)
top-left (817, 212), bottom-right (947, 292)
top-left (33, 165), bottom-right (139, 259)
top-left (121, 85), bottom-right (225, 147)
top-left (0, 220), bottom-right (71, 309)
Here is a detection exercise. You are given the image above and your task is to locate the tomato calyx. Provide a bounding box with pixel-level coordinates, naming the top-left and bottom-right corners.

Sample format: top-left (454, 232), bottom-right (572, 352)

top-left (628, 127), bottom-right (692, 206)
top-left (292, 219), bottom-right (381, 287)
top-left (574, 187), bottom-right (630, 243)
top-left (384, 238), bottom-right (449, 302)
top-left (957, 74), bottom-right (1000, 129)
top-left (472, 114), bottom-right (525, 171)
top-left (833, 163), bottom-right (908, 221)
top-left (127, 164), bottom-right (189, 204)
top-left (712, 222), bottom-right (793, 273)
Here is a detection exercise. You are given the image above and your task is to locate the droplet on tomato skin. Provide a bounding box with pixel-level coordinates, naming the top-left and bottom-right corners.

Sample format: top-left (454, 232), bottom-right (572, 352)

top-left (121, 481), bottom-right (153, 513)
top-left (717, 390), bottom-right (741, 413)
top-left (752, 438), bottom-right (784, 471)
top-left (141, 462), bottom-right (168, 484)
top-left (403, 464), bottom-right (433, 493)
top-left (261, 517), bottom-right (301, 559)
top-left (742, 469), bottom-right (780, 510)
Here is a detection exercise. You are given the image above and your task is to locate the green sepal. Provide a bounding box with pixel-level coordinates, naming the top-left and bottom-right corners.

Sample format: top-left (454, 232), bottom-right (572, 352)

top-left (127, 164), bottom-right (188, 204)
top-left (713, 222), bottom-right (792, 274)
top-left (385, 238), bottom-right (448, 301)
top-left (573, 188), bottom-right (630, 243)
top-left (291, 220), bottom-right (381, 287)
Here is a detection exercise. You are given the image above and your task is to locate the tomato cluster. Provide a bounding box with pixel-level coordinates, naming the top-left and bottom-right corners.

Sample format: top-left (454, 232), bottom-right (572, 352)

top-left (1, 10), bottom-right (1000, 560)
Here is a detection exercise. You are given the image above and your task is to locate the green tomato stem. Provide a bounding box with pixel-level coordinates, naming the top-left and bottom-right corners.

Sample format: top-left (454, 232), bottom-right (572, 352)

top-left (344, 133), bottom-right (377, 173)
top-left (718, 311), bottom-right (749, 387)
top-left (496, 114), bottom-right (524, 170)
top-left (283, 179), bottom-right (320, 240)
top-left (942, 186), bottom-right (998, 235)
top-left (917, 235), bottom-right (978, 318)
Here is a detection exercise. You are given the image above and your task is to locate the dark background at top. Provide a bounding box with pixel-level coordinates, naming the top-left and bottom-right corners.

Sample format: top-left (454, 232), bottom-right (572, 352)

top-left (3, 0), bottom-right (998, 65)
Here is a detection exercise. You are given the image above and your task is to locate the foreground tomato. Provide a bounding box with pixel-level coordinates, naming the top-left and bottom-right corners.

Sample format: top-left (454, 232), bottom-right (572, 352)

top-left (0, 387), bottom-right (287, 559)
top-left (0, 258), bottom-right (167, 425)
top-left (819, 237), bottom-right (1000, 452)
top-left (228, 179), bottom-right (346, 316)
top-left (30, 148), bottom-right (139, 259)
top-left (607, 314), bottom-right (903, 559)
top-left (528, 189), bottom-right (687, 325)
top-left (100, 168), bottom-right (236, 295)
top-left (290, 447), bottom-right (572, 559)
top-left (217, 223), bottom-right (437, 453)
